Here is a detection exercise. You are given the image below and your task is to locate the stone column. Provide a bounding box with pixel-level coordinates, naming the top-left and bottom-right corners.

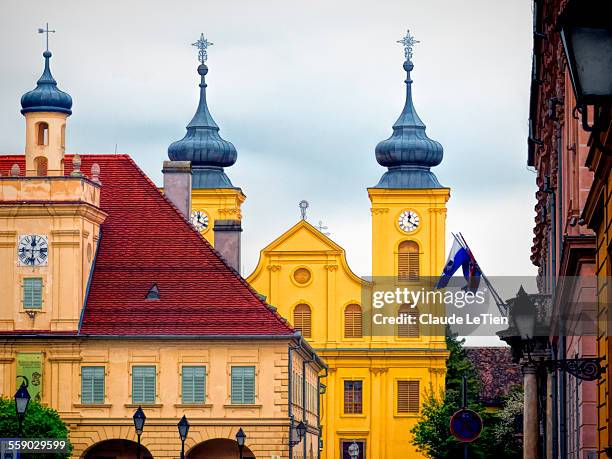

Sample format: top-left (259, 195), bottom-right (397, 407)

top-left (523, 364), bottom-right (539, 459)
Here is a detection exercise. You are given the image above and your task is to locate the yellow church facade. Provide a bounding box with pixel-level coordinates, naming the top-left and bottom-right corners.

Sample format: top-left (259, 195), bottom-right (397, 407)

top-left (175, 32), bottom-right (451, 458)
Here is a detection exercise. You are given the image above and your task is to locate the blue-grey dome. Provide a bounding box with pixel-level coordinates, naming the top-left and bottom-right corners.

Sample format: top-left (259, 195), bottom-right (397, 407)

top-left (168, 64), bottom-right (237, 189)
top-left (21, 51), bottom-right (72, 115)
top-left (374, 60), bottom-right (443, 189)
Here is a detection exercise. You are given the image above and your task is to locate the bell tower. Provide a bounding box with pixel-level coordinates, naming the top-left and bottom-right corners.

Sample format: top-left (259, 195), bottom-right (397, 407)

top-left (167, 34), bottom-right (244, 247)
top-left (368, 31), bottom-right (450, 281)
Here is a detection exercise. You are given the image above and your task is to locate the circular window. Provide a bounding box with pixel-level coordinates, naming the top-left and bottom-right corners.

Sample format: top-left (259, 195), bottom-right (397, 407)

top-left (293, 268), bottom-right (312, 285)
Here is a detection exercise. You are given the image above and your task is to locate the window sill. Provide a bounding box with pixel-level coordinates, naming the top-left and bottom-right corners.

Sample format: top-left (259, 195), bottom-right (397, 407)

top-left (394, 412), bottom-right (420, 418)
top-left (174, 403), bottom-right (213, 408)
top-left (223, 403), bottom-right (262, 409)
top-left (73, 403), bottom-right (112, 408)
top-left (124, 403), bottom-right (162, 408)
top-left (341, 413), bottom-right (366, 418)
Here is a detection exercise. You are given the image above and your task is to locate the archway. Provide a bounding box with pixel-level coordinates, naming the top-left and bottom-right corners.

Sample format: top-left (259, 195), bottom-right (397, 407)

top-left (82, 439), bottom-right (153, 459)
top-left (187, 439), bottom-right (255, 459)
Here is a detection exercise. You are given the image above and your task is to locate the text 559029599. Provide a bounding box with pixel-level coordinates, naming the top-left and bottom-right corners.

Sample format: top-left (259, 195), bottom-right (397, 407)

top-left (0, 439), bottom-right (70, 454)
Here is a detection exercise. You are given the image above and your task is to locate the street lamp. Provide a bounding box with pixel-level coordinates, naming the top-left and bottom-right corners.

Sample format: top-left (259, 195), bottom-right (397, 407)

top-left (14, 378), bottom-right (31, 438)
top-left (289, 420), bottom-right (307, 447)
top-left (558, 0), bottom-right (612, 152)
top-left (177, 415), bottom-right (190, 459)
top-left (235, 428), bottom-right (246, 459)
top-left (133, 406), bottom-right (146, 459)
top-left (348, 440), bottom-right (360, 459)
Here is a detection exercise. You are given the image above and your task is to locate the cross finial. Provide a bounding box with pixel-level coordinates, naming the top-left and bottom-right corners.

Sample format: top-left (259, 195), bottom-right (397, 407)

top-left (397, 30), bottom-right (419, 62)
top-left (299, 200), bottom-right (309, 220)
top-left (37, 23), bottom-right (55, 52)
top-left (192, 33), bottom-right (214, 64)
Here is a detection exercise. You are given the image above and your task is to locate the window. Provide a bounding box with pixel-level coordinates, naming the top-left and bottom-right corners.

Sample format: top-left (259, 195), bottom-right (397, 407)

top-left (182, 366), bottom-right (206, 404)
top-left (36, 122), bottom-right (49, 146)
top-left (398, 241), bottom-right (420, 281)
top-left (344, 380), bottom-right (362, 414)
top-left (231, 366), bottom-right (255, 404)
top-left (132, 366), bottom-right (156, 404)
top-left (294, 303), bottom-right (312, 338)
top-left (23, 278), bottom-right (43, 309)
top-left (397, 303), bottom-right (419, 338)
top-left (81, 366), bottom-right (105, 404)
top-left (34, 156), bottom-right (48, 176)
top-left (397, 380), bottom-right (420, 413)
top-left (344, 304), bottom-right (362, 338)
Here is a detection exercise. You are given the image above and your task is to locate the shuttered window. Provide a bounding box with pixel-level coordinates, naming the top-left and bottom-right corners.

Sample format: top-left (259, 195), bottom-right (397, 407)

top-left (397, 380), bottom-right (420, 413)
top-left (23, 278), bottom-right (43, 309)
top-left (398, 241), bottom-right (420, 282)
top-left (344, 380), bottom-right (363, 414)
top-left (294, 304), bottom-right (312, 338)
top-left (398, 304), bottom-right (419, 338)
top-left (132, 366), bottom-right (156, 404)
top-left (344, 304), bottom-right (363, 338)
top-left (231, 366), bottom-right (255, 404)
top-left (182, 366), bottom-right (206, 404)
top-left (81, 366), bottom-right (105, 404)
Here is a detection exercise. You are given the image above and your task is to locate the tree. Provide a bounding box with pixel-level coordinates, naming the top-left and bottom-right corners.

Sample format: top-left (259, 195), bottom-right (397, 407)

top-left (410, 330), bottom-right (522, 458)
top-left (0, 397), bottom-right (72, 458)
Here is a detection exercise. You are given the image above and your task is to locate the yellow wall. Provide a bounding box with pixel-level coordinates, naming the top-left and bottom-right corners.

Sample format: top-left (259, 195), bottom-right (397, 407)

top-left (190, 188), bottom-right (245, 245)
top-left (0, 338), bottom-right (319, 459)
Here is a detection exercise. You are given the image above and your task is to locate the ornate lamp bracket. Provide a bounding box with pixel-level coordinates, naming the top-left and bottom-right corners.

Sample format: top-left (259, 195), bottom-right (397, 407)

top-left (545, 357), bottom-right (604, 381)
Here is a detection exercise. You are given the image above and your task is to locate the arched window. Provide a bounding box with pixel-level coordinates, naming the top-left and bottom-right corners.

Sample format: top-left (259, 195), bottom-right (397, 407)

top-left (397, 303), bottom-right (419, 338)
top-left (293, 303), bottom-right (312, 338)
top-left (36, 122), bottom-right (49, 146)
top-left (61, 124), bottom-right (66, 149)
top-left (34, 156), bottom-right (48, 176)
top-left (344, 304), bottom-right (362, 338)
top-left (398, 241), bottom-right (420, 281)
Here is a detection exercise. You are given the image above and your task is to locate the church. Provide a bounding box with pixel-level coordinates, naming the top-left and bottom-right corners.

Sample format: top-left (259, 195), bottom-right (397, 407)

top-left (171, 32), bottom-right (450, 459)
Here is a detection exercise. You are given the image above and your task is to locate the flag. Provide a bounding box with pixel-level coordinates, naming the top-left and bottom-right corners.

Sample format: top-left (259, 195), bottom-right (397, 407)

top-left (435, 239), bottom-right (470, 289)
top-left (460, 235), bottom-right (482, 293)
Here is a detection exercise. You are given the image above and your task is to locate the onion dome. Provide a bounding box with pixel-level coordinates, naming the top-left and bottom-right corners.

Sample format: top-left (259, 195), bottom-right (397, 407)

top-left (168, 35), bottom-right (237, 189)
top-left (374, 31), bottom-right (443, 189)
top-left (21, 51), bottom-right (72, 115)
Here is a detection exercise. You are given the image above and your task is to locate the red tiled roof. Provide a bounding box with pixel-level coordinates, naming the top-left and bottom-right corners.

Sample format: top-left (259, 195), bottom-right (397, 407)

top-left (0, 154), bottom-right (294, 337)
top-left (465, 347), bottom-right (522, 406)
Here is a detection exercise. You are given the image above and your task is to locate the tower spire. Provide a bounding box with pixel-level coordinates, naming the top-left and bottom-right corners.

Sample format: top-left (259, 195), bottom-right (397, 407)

top-left (373, 30), bottom-right (444, 189)
top-left (168, 34), bottom-right (237, 189)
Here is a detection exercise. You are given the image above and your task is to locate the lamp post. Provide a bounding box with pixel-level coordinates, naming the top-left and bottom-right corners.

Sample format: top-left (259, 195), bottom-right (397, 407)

top-left (132, 406), bottom-right (146, 459)
top-left (289, 420), bottom-right (307, 447)
top-left (235, 428), bottom-right (246, 459)
top-left (177, 415), bottom-right (190, 459)
top-left (558, 0), bottom-right (612, 153)
top-left (498, 286), bottom-right (604, 459)
top-left (14, 377), bottom-right (31, 438)
top-left (348, 440), bottom-right (360, 459)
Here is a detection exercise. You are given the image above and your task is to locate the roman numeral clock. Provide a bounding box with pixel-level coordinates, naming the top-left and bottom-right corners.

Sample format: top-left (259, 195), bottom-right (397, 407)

top-left (18, 235), bottom-right (48, 266)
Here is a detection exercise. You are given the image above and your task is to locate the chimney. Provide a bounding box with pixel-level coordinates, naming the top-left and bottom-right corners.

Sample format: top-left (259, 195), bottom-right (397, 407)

top-left (213, 219), bottom-right (242, 273)
top-left (162, 161), bottom-right (192, 219)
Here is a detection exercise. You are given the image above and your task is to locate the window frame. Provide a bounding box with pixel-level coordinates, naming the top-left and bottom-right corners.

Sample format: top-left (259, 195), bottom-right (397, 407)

top-left (181, 365), bottom-right (207, 404)
top-left (293, 303), bottom-right (313, 338)
top-left (22, 277), bottom-right (43, 309)
top-left (343, 303), bottom-right (363, 339)
top-left (230, 365), bottom-right (256, 405)
top-left (81, 366), bottom-right (105, 404)
top-left (343, 379), bottom-right (363, 415)
top-left (396, 379), bottom-right (421, 416)
top-left (131, 365), bottom-right (156, 404)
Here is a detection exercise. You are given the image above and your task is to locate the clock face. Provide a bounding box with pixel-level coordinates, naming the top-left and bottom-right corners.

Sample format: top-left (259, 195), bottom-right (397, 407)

top-left (398, 210), bottom-right (420, 233)
top-left (190, 210), bottom-right (209, 232)
top-left (18, 235), bottom-right (48, 266)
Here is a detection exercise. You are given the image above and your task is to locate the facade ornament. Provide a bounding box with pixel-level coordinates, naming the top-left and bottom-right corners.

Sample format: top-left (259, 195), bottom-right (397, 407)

top-left (370, 207), bottom-right (389, 215)
top-left (91, 163), bottom-right (101, 184)
top-left (10, 164), bottom-right (20, 177)
top-left (324, 264), bottom-right (338, 271)
top-left (266, 264), bottom-right (282, 272)
top-left (70, 154), bottom-right (83, 177)
top-left (299, 200), bottom-right (309, 220)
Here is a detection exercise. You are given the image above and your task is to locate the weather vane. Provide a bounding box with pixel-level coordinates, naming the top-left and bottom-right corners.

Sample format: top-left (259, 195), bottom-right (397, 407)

top-left (37, 23), bottom-right (55, 52)
top-left (299, 200), bottom-right (309, 220)
top-left (397, 29), bottom-right (419, 62)
top-left (192, 33), bottom-right (214, 64)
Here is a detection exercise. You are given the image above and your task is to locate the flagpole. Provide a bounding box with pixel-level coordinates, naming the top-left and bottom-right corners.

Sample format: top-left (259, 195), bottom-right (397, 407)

top-left (455, 233), bottom-right (508, 317)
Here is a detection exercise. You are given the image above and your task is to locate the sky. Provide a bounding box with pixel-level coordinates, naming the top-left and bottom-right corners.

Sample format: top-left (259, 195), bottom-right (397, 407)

top-left (0, 0), bottom-right (537, 296)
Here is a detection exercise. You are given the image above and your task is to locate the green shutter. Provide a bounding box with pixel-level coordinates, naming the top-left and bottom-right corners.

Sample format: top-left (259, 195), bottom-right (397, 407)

top-left (132, 366), bottom-right (156, 403)
top-left (82, 366), bottom-right (104, 404)
top-left (231, 366), bottom-right (255, 404)
top-left (182, 366), bottom-right (206, 403)
top-left (23, 278), bottom-right (43, 309)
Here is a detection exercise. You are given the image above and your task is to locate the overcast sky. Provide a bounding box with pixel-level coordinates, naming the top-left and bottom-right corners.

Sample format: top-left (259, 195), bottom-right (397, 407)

top-left (1, 0), bottom-right (537, 292)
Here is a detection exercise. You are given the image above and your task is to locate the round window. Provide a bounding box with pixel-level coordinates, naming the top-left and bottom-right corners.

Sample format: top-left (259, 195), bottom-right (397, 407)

top-left (293, 268), bottom-right (312, 285)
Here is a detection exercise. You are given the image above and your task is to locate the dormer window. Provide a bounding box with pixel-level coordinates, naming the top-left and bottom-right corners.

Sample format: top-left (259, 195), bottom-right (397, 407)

top-left (37, 122), bottom-right (49, 146)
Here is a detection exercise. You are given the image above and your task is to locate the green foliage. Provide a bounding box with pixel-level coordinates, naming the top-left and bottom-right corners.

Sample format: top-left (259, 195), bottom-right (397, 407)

top-left (410, 330), bottom-right (522, 458)
top-left (0, 397), bottom-right (72, 458)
